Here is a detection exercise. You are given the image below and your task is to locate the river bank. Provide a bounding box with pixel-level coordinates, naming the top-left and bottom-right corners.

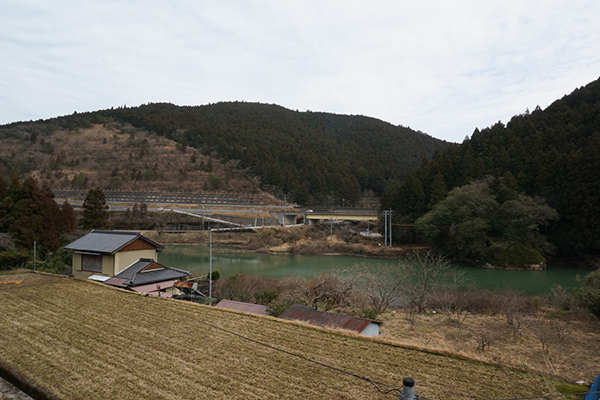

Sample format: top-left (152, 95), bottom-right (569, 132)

top-left (144, 225), bottom-right (428, 259)
top-left (144, 227), bottom-right (600, 270)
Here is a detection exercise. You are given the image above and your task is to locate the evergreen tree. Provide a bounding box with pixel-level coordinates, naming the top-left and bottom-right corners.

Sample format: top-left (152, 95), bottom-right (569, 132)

top-left (428, 172), bottom-right (447, 208)
top-left (293, 182), bottom-right (310, 205)
top-left (0, 172), bottom-right (6, 200)
top-left (60, 201), bottom-right (78, 233)
top-left (6, 175), bottom-right (23, 203)
top-left (9, 176), bottom-right (45, 248)
top-left (415, 178), bottom-right (558, 264)
top-left (81, 187), bottom-right (111, 230)
top-left (396, 174), bottom-right (426, 220)
top-left (39, 181), bottom-right (63, 250)
top-left (380, 180), bottom-right (401, 211)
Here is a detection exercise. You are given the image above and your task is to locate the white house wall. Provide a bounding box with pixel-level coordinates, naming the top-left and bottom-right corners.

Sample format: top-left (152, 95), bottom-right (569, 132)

top-left (360, 323), bottom-right (380, 337)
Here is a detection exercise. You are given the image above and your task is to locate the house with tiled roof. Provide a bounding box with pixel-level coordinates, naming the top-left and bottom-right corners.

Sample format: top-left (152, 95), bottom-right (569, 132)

top-left (64, 230), bottom-right (164, 279)
top-left (104, 259), bottom-right (190, 297)
top-left (278, 304), bottom-right (380, 337)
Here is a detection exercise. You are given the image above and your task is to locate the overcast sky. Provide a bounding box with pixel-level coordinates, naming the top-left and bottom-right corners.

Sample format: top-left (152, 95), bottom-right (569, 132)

top-left (1, 1), bottom-right (599, 143)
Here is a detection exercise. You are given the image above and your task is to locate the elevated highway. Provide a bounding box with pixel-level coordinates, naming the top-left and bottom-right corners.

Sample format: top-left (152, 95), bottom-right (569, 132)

top-left (54, 189), bottom-right (379, 228)
top-left (282, 207), bottom-right (379, 226)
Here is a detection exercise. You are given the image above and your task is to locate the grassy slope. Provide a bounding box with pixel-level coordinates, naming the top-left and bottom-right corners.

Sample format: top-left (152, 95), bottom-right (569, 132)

top-left (0, 123), bottom-right (267, 195)
top-left (0, 273), bottom-right (582, 400)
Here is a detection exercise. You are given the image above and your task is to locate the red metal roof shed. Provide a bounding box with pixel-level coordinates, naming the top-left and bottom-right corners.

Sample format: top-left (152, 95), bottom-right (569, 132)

top-left (278, 304), bottom-right (379, 335)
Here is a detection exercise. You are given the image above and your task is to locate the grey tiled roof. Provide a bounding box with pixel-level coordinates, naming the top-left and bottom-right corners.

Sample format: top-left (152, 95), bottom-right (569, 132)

top-left (113, 259), bottom-right (190, 287)
top-left (64, 230), bottom-right (163, 254)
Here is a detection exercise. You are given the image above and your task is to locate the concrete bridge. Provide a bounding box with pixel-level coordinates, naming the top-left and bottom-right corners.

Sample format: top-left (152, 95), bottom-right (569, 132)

top-left (278, 207), bottom-right (379, 226)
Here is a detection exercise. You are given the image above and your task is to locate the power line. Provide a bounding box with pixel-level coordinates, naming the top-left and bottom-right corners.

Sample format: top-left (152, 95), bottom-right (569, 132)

top-left (147, 297), bottom-right (598, 400)
top-left (147, 298), bottom-right (404, 397)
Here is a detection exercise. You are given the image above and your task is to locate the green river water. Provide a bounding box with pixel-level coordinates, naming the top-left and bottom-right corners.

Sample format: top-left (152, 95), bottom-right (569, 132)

top-left (158, 245), bottom-right (588, 296)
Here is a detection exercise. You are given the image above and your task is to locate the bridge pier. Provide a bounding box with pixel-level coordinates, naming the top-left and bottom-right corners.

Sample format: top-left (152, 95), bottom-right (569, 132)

top-left (271, 211), bottom-right (302, 226)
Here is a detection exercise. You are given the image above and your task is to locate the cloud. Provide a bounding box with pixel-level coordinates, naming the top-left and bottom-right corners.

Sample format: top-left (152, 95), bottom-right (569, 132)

top-left (1, 0), bottom-right (599, 142)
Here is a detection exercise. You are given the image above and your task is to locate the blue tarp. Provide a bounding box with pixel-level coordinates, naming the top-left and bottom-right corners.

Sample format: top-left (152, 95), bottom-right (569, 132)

top-left (586, 373), bottom-right (600, 400)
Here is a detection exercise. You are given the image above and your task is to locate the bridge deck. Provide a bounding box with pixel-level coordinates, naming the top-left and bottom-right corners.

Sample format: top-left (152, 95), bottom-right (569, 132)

top-left (54, 190), bottom-right (267, 206)
top-left (303, 208), bottom-right (378, 221)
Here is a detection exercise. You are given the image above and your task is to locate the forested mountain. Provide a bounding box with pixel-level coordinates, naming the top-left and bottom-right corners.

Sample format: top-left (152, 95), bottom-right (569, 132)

top-left (1, 103), bottom-right (448, 206)
top-left (98, 103), bottom-right (449, 205)
top-left (0, 123), bottom-right (269, 198)
top-left (384, 77), bottom-right (600, 257)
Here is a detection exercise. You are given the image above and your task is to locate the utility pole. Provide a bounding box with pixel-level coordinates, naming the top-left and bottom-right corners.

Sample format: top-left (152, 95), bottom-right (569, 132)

top-left (388, 208), bottom-right (392, 248)
top-left (384, 210), bottom-right (388, 247)
top-left (330, 208), bottom-right (333, 241)
top-left (209, 228), bottom-right (213, 302)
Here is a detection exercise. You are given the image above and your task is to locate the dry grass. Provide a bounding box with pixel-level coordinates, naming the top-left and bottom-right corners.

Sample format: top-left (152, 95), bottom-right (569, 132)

top-left (0, 272), bottom-right (587, 400)
top-left (1, 123), bottom-right (266, 195)
top-left (147, 227), bottom-right (424, 260)
top-left (378, 309), bottom-right (600, 385)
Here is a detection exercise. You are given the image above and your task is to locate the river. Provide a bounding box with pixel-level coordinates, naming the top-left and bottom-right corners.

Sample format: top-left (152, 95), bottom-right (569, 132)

top-left (158, 245), bottom-right (587, 296)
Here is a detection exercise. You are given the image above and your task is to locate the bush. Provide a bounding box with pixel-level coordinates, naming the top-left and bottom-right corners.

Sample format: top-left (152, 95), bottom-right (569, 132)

top-left (254, 289), bottom-right (279, 305)
top-left (266, 301), bottom-right (292, 317)
top-left (208, 174), bottom-right (222, 190)
top-left (209, 270), bottom-right (220, 281)
top-left (0, 249), bottom-right (30, 270)
top-left (214, 274), bottom-right (276, 303)
top-left (485, 243), bottom-right (545, 268)
top-left (361, 308), bottom-right (379, 320)
top-left (572, 270), bottom-right (600, 319)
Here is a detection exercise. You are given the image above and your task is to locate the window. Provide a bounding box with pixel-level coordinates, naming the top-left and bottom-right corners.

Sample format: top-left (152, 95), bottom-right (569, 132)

top-left (82, 254), bottom-right (102, 273)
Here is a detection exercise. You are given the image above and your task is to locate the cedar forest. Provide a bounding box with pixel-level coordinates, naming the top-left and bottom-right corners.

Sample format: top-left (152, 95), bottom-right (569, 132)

top-left (0, 77), bottom-right (599, 263)
top-left (382, 77), bottom-right (600, 259)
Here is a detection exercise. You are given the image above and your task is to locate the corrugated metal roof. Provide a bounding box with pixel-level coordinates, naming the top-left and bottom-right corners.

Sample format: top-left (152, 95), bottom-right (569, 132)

top-left (64, 230), bottom-right (163, 254)
top-left (103, 277), bottom-right (129, 288)
top-left (215, 300), bottom-right (269, 316)
top-left (109, 259), bottom-right (190, 287)
top-left (130, 280), bottom-right (176, 297)
top-left (279, 304), bottom-right (376, 334)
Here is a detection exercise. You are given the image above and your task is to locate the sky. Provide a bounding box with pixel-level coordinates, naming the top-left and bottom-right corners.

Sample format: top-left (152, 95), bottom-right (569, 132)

top-left (1, 1), bottom-right (599, 143)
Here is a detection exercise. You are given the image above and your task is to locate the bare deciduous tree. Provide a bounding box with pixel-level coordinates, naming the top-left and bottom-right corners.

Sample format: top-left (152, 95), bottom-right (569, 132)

top-left (0, 233), bottom-right (16, 251)
top-left (398, 250), bottom-right (467, 313)
top-left (526, 318), bottom-right (566, 352)
top-left (429, 268), bottom-right (474, 318)
top-left (286, 268), bottom-right (361, 310)
top-left (471, 321), bottom-right (505, 350)
top-left (360, 263), bottom-right (402, 314)
top-left (215, 274), bottom-right (275, 303)
top-left (492, 288), bottom-right (532, 336)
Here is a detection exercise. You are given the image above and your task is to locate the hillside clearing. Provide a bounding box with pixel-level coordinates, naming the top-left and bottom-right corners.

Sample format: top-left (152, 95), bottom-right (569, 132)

top-left (0, 272), bottom-right (586, 400)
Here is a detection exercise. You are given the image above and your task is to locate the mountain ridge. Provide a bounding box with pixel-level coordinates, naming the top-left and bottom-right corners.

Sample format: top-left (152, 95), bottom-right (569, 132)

top-left (384, 76), bottom-right (600, 257)
top-left (0, 102), bottom-right (449, 206)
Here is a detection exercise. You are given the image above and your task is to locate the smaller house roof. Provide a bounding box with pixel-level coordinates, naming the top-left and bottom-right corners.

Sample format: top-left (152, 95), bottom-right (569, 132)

top-left (278, 304), bottom-right (378, 334)
top-left (105, 259), bottom-right (190, 288)
top-left (215, 300), bottom-right (269, 316)
top-left (64, 230), bottom-right (164, 255)
top-left (130, 280), bottom-right (177, 298)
